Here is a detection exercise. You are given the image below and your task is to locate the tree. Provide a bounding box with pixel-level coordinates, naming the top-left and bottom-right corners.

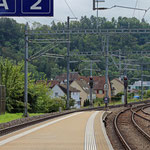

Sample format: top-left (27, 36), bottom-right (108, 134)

top-left (0, 58), bottom-right (24, 112)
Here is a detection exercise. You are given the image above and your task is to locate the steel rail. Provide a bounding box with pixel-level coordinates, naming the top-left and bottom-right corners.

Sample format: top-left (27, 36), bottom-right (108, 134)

top-left (114, 104), bottom-right (150, 150)
top-left (114, 108), bottom-right (132, 150)
top-left (141, 105), bottom-right (150, 115)
top-left (131, 106), bottom-right (150, 141)
top-left (131, 106), bottom-right (150, 122)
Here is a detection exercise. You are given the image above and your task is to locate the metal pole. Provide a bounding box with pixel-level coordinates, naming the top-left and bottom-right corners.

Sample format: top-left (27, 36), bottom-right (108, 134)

top-left (96, 1), bottom-right (99, 29)
top-left (93, 0), bottom-right (95, 10)
top-left (0, 68), bottom-right (1, 85)
top-left (141, 65), bottom-right (144, 101)
top-left (105, 35), bottom-right (109, 108)
top-left (119, 49), bottom-right (122, 77)
top-left (90, 61), bottom-right (93, 106)
top-left (124, 60), bottom-right (128, 106)
top-left (67, 16), bottom-right (70, 110)
top-left (90, 60), bottom-right (92, 77)
top-left (124, 82), bottom-right (128, 106)
top-left (0, 52), bottom-right (1, 85)
top-left (24, 23), bottom-right (29, 117)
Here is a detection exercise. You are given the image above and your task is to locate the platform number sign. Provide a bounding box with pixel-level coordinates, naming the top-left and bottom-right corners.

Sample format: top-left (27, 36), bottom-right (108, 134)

top-left (0, 0), bottom-right (53, 16)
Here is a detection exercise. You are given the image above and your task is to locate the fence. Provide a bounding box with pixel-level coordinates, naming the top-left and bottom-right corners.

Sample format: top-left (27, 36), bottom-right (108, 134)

top-left (0, 85), bottom-right (6, 115)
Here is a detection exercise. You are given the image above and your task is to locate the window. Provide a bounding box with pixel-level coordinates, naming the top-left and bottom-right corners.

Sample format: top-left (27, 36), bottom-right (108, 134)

top-left (55, 92), bottom-right (58, 97)
top-left (77, 101), bottom-right (81, 105)
top-left (99, 90), bottom-right (103, 94)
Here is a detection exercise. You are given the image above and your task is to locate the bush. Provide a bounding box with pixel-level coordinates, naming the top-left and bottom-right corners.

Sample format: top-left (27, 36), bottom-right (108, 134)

top-left (111, 92), bottom-right (124, 102)
top-left (46, 98), bottom-right (66, 112)
top-left (0, 58), bottom-right (24, 112)
top-left (28, 81), bottom-right (66, 113)
top-left (61, 96), bottom-right (75, 109)
top-left (94, 98), bottom-right (103, 106)
top-left (144, 90), bottom-right (150, 98)
top-left (84, 99), bottom-right (90, 107)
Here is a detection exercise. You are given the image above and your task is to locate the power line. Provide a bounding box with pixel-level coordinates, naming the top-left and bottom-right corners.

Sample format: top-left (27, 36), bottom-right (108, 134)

top-left (143, 7), bottom-right (150, 19)
top-left (64, 0), bottom-right (77, 19)
top-left (132, 0), bottom-right (139, 17)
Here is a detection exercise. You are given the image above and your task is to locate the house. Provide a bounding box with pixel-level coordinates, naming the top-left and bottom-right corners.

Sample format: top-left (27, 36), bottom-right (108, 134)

top-left (54, 73), bottom-right (111, 101)
top-left (71, 79), bottom-right (96, 106)
top-left (79, 76), bottom-right (111, 99)
top-left (129, 81), bottom-right (150, 91)
top-left (71, 76), bottom-right (111, 103)
top-left (92, 76), bottom-right (111, 99)
top-left (48, 80), bottom-right (60, 88)
top-left (51, 84), bottom-right (81, 108)
top-left (111, 78), bottom-right (124, 96)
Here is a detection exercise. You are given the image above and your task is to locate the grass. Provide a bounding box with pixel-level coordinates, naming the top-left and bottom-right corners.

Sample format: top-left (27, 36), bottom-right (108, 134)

top-left (94, 98), bottom-right (149, 107)
top-left (1, 98), bottom-right (149, 124)
top-left (0, 113), bottom-right (43, 124)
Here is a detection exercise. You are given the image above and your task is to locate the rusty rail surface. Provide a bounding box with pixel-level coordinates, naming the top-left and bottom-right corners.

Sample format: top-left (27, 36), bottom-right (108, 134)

top-left (114, 104), bottom-right (150, 150)
top-left (131, 106), bottom-right (150, 141)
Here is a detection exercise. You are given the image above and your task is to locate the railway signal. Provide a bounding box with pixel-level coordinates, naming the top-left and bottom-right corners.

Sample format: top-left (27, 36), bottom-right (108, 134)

top-left (89, 77), bottom-right (94, 107)
top-left (89, 77), bottom-right (94, 89)
top-left (124, 76), bottom-right (128, 88)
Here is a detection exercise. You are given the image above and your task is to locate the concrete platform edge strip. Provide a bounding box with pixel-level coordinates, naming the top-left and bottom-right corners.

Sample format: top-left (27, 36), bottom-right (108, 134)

top-left (85, 111), bottom-right (99, 150)
top-left (101, 111), bottom-right (114, 150)
top-left (0, 112), bottom-right (83, 147)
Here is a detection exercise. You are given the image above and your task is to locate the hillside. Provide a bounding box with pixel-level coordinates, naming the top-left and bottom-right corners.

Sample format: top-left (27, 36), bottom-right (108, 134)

top-left (1, 16), bottom-right (150, 83)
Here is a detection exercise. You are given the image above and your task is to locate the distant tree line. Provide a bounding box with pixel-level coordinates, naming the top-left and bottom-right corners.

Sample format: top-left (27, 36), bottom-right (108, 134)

top-left (0, 16), bottom-right (150, 91)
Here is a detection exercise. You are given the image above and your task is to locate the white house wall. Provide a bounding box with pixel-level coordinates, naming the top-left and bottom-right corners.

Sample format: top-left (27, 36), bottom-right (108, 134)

top-left (51, 85), bottom-right (65, 98)
top-left (71, 81), bottom-right (88, 106)
top-left (71, 92), bottom-right (80, 109)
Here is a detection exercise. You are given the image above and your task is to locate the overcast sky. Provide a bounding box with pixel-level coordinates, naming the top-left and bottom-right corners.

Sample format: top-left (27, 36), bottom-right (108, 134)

top-left (13, 0), bottom-right (150, 26)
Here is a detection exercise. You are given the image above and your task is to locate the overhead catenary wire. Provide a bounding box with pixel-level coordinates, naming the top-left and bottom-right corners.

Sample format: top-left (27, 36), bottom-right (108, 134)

top-left (29, 44), bottom-right (51, 60)
top-left (132, 0), bottom-right (139, 17)
top-left (112, 5), bottom-right (146, 12)
top-left (64, 0), bottom-right (77, 19)
top-left (29, 44), bottom-right (58, 61)
top-left (142, 7), bottom-right (150, 19)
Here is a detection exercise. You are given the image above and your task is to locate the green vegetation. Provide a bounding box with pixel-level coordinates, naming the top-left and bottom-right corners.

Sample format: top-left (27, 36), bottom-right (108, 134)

top-left (0, 58), bottom-right (67, 113)
top-left (94, 91), bottom-right (150, 107)
top-left (1, 17), bottom-right (150, 81)
top-left (0, 113), bottom-right (43, 124)
top-left (1, 16), bottom-right (150, 114)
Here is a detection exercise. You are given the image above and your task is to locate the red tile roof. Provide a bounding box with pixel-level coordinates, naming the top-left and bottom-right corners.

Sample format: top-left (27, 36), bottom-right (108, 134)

top-left (48, 80), bottom-right (60, 88)
top-left (55, 72), bottom-right (80, 82)
top-left (50, 73), bottom-right (108, 91)
top-left (78, 76), bottom-right (106, 90)
top-left (59, 84), bottom-right (80, 93)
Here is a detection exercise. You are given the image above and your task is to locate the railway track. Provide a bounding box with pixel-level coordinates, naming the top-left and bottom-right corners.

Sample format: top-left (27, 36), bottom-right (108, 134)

top-left (141, 105), bottom-right (150, 115)
top-left (114, 104), bottom-right (150, 150)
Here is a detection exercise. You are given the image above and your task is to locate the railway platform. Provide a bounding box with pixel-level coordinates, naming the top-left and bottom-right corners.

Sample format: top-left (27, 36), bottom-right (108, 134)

top-left (0, 111), bottom-right (113, 150)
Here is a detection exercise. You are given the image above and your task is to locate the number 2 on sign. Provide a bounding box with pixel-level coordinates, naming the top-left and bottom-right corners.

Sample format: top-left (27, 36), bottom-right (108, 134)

top-left (30, 0), bottom-right (42, 10)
